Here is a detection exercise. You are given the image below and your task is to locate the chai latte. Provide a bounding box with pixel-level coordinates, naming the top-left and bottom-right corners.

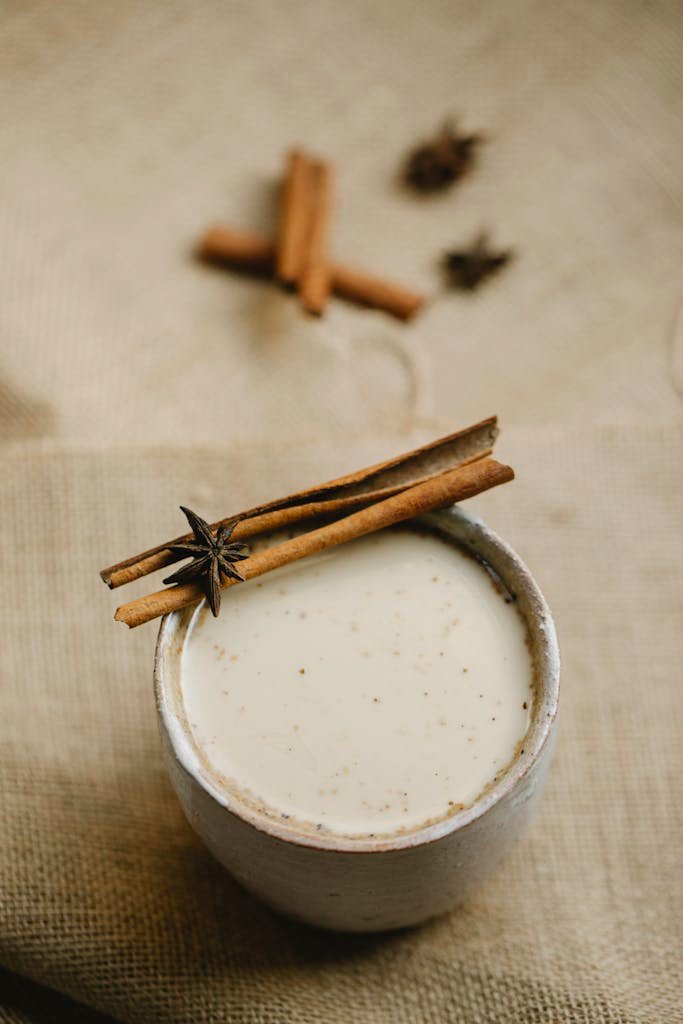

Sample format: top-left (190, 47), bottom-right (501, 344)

top-left (180, 528), bottom-right (534, 838)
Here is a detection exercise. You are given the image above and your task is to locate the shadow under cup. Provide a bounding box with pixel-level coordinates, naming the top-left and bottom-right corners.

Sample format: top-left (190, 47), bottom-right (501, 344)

top-left (154, 507), bottom-right (560, 932)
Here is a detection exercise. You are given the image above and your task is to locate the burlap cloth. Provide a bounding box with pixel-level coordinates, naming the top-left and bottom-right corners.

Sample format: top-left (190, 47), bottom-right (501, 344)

top-left (0, 427), bottom-right (681, 1023)
top-left (2, 0), bottom-right (683, 1020)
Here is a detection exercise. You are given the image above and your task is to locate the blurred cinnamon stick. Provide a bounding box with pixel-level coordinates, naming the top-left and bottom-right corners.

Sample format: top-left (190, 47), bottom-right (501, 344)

top-left (198, 225), bottom-right (425, 321)
top-left (298, 159), bottom-right (333, 315)
top-left (276, 150), bottom-right (311, 285)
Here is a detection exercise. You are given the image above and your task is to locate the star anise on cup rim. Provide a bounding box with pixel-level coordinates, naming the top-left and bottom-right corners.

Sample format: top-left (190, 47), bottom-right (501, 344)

top-left (163, 506), bottom-right (249, 617)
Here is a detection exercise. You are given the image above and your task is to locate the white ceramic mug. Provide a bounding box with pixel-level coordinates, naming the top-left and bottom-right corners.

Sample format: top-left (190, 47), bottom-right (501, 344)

top-left (155, 508), bottom-right (559, 932)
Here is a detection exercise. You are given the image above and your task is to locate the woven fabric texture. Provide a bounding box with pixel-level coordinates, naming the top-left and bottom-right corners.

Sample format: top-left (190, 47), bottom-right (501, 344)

top-left (1, 429), bottom-right (681, 1023)
top-left (1, 0), bottom-right (682, 1019)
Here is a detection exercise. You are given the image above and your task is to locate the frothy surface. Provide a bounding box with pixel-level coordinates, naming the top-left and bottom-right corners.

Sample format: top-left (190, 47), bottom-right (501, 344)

top-left (180, 528), bottom-right (533, 837)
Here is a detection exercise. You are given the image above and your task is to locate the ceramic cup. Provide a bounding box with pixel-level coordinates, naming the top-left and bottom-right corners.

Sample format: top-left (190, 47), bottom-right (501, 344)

top-left (155, 507), bottom-right (560, 932)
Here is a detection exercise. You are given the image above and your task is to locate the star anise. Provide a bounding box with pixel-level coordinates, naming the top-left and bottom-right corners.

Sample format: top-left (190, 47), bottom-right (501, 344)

top-left (404, 120), bottom-right (482, 193)
top-left (442, 232), bottom-right (513, 291)
top-left (163, 506), bottom-right (249, 617)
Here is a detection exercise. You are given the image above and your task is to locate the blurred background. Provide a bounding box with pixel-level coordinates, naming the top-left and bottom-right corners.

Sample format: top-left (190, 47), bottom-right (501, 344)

top-left (1, 2), bottom-right (681, 1022)
top-left (2, 0), bottom-right (681, 444)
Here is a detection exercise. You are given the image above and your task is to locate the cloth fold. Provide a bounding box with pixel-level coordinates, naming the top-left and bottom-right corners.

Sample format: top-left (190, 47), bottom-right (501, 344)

top-left (1, 426), bottom-right (681, 1022)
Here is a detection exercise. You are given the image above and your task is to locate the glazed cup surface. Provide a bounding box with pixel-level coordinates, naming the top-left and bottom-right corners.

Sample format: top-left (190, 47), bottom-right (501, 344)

top-left (155, 507), bottom-right (560, 931)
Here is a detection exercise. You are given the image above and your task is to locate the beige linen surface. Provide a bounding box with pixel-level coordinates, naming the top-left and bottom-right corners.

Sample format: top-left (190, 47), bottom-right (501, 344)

top-left (1, 0), bottom-right (682, 447)
top-left (2, 0), bottom-right (683, 1020)
top-left (1, 428), bottom-right (682, 1023)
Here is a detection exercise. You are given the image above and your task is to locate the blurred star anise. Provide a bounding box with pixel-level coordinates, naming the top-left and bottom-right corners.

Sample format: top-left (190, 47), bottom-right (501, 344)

top-left (443, 232), bottom-right (513, 291)
top-left (404, 120), bottom-right (482, 192)
top-left (163, 506), bottom-right (249, 617)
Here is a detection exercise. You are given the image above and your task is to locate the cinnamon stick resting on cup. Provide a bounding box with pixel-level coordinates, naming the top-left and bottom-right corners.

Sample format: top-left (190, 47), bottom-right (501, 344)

top-left (101, 416), bottom-right (499, 589)
top-left (112, 456), bottom-right (513, 628)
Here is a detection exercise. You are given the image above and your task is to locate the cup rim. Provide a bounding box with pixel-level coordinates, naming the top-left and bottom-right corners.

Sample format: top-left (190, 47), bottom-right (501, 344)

top-left (154, 507), bottom-right (560, 855)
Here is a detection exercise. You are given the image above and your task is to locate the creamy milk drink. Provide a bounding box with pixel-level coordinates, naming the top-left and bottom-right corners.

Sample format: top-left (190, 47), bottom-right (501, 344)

top-left (179, 527), bottom-right (534, 839)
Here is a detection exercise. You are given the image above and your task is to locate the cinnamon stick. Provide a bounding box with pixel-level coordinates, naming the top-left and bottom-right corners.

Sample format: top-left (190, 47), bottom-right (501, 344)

top-left (332, 262), bottom-right (424, 321)
top-left (197, 225), bottom-right (426, 321)
top-left (276, 150), bottom-right (311, 285)
top-left (100, 416), bottom-right (498, 589)
top-left (299, 159), bottom-right (333, 315)
top-left (197, 227), bottom-right (273, 272)
top-left (104, 448), bottom-right (492, 590)
top-left (114, 456), bottom-right (513, 628)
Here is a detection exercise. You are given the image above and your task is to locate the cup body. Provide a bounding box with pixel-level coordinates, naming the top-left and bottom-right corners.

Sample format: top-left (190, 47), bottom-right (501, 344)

top-left (155, 508), bottom-right (560, 932)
